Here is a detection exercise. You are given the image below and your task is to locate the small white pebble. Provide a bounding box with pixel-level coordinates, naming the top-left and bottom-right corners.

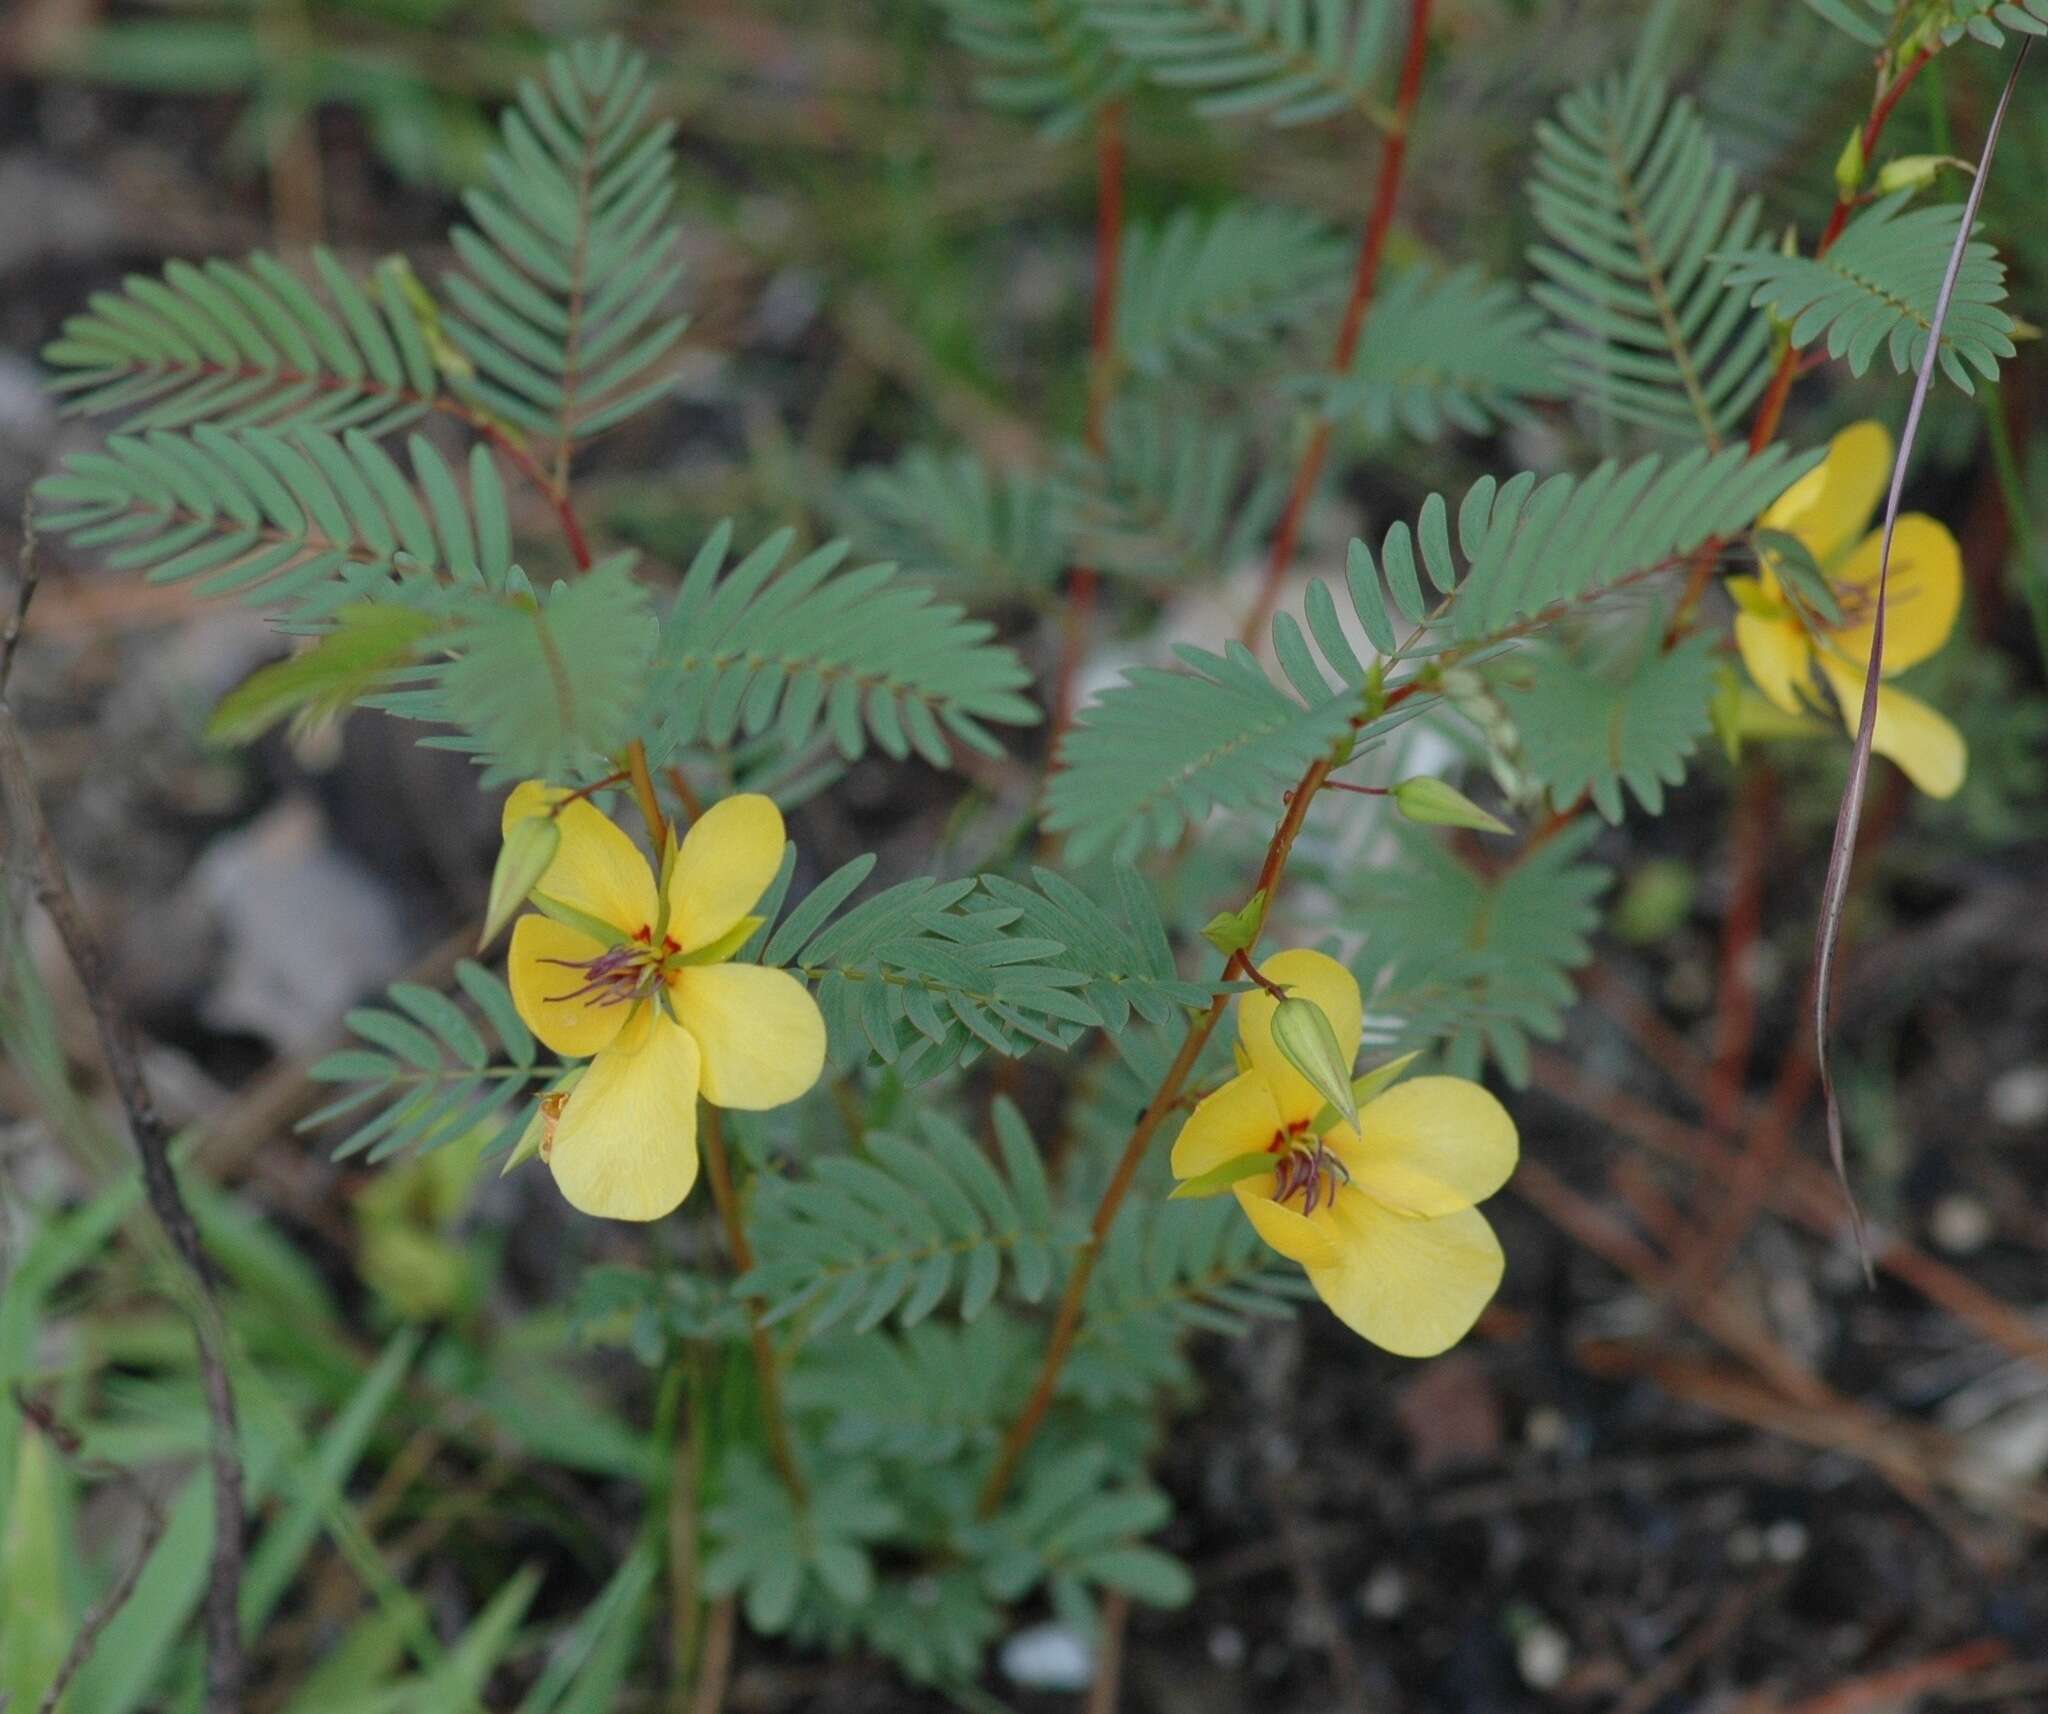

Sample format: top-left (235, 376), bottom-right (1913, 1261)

top-left (1208, 1625), bottom-right (1246, 1668)
top-left (1524, 1406), bottom-right (1569, 1452)
top-left (1930, 1194), bottom-right (1995, 1256)
top-left (1361, 1564), bottom-right (1409, 1619)
top-left (1764, 1519), bottom-right (1809, 1564)
top-left (1989, 1066), bottom-right (2048, 1129)
top-left (1517, 1623), bottom-right (1571, 1690)
top-left (999, 1623), bottom-right (1094, 1691)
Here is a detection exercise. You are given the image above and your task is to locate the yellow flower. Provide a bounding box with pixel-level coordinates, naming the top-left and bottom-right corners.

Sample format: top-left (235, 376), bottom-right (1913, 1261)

top-left (1729, 420), bottom-right (1966, 798)
top-left (1169, 949), bottom-right (1517, 1357)
top-left (502, 785), bottom-right (826, 1222)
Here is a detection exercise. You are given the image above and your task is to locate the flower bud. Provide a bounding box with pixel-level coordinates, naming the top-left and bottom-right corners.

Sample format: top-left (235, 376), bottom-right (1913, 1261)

top-left (1269, 995), bottom-right (1358, 1132)
top-left (1201, 889), bottom-right (1267, 957)
top-left (1392, 776), bottom-right (1512, 836)
top-left (482, 813), bottom-right (560, 949)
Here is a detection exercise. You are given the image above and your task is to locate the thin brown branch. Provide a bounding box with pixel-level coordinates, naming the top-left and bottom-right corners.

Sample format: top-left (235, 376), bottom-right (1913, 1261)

top-left (1745, 47), bottom-right (1934, 454)
top-left (1050, 100), bottom-right (1128, 745)
top-left (1239, 0), bottom-right (1434, 646)
top-left (16, 1391), bottom-right (171, 1714)
top-left (978, 748), bottom-right (1340, 1516)
top-left (698, 1105), bottom-right (807, 1505)
top-left (0, 702), bottom-right (245, 1713)
top-left (687, 1596), bottom-right (738, 1714)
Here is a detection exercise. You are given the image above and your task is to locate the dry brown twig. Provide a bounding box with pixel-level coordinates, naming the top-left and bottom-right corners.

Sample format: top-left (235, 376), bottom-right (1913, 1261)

top-left (0, 549), bottom-right (246, 1714)
top-left (14, 1389), bottom-right (171, 1714)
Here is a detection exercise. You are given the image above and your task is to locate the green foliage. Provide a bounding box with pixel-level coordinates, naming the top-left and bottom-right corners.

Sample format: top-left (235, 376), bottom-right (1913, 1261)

top-left (939, 0), bottom-right (1130, 137)
top-left (444, 38), bottom-right (687, 450)
top-left (1047, 443), bottom-right (1813, 861)
top-left (840, 448), bottom-right (1068, 600)
top-left (1044, 640), bottom-right (1362, 860)
top-left (970, 1444), bottom-right (1193, 1616)
top-left (1341, 819), bottom-right (1611, 1083)
top-left (703, 1452), bottom-right (901, 1632)
top-left (382, 554), bottom-right (661, 781)
top-left (1060, 400), bottom-right (1285, 581)
top-left (1802, 0), bottom-right (2048, 48)
top-left (1529, 62), bottom-right (1776, 441)
top-left (1721, 192), bottom-right (2016, 391)
top-left (1112, 202), bottom-right (1352, 377)
top-left (1322, 265), bottom-right (1563, 440)
top-left (786, 1313), bottom-right (1038, 1460)
top-left (757, 857), bottom-right (1210, 1079)
top-left (1343, 444), bottom-right (1816, 652)
top-left (41, 249), bottom-right (448, 437)
top-left (1089, 0), bottom-right (1400, 128)
top-left (1504, 628), bottom-right (1722, 821)
top-left (741, 1103), bottom-right (1079, 1332)
top-left (641, 523), bottom-right (1041, 772)
top-left (33, 428), bottom-right (517, 627)
top-left (302, 961), bottom-right (546, 1164)
top-left (1064, 1198), bottom-right (1314, 1405)
top-left (206, 604), bottom-right (439, 742)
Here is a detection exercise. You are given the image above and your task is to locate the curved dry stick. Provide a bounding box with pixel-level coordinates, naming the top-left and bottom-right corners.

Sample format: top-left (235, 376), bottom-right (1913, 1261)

top-left (0, 701), bottom-right (246, 1712)
top-left (1812, 40), bottom-right (2030, 1276)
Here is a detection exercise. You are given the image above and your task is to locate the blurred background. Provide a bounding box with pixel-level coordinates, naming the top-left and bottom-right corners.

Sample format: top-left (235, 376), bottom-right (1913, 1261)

top-left (3, 1), bottom-right (2048, 1710)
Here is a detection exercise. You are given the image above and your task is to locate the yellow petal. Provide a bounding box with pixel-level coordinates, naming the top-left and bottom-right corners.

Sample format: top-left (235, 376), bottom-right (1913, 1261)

top-left (1233, 1178), bottom-right (1343, 1268)
top-left (1172, 1071), bottom-right (1284, 1180)
top-left (1733, 608), bottom-right (1814, 715)
top-left (508, 915), bottom-right (633, 1058)
top-left (1816, 659), bottom-right (1968, 799)
top-left (1334, 1076), bottom-right (1518, 1218)
top-left (549, 1014), bottom-right (701, 1221)
top-left (666, 794), bottom-right (786, 955)
top-left (1238, 949), bottom-right (1364, 1126)
top-left (1761, 419), bottom-right (1891, 569)
top-left (503, 782), bottom-right (658, 938)
top-left (1306, 1199), bottom-right (1504, 1357)
top-left (669, 962), bottom-right (826, 1110)
top-left (1823, 515), bottom-right (1963, 676)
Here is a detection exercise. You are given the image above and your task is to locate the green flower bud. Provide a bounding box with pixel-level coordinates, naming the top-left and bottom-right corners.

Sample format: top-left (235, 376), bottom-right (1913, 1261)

top-left (1392, 776), bottom-right (1512, 836)
top-left (1269, 994), bottom-right (1358, 1132)
top-left (481, 812), bottom-right (561, 950)
top-left (1201, 889), bottom-right (1268, 957)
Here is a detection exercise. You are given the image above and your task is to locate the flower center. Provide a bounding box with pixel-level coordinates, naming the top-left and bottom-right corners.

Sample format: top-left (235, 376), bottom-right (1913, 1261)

top-left (1267, 1119), bottom-right (1352, 1215)
top-left (542, 924), bottom-right (681, 1008)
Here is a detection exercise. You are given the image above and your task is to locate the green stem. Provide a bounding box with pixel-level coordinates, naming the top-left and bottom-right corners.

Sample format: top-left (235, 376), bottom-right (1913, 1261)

top-left (1981, 381), bottom-right (2048, 672)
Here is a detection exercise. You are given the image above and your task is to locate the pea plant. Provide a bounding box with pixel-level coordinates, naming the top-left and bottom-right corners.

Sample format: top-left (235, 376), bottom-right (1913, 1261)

top-left (15, 0), bottom-right (2040, 1704)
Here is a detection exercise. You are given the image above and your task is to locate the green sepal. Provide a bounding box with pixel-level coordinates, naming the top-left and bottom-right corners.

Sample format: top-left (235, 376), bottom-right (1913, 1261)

top-left (1201, 889), bottom-right (1267, 957)
top-left (1351, 1050), bottom-right (1422, 1108)
top-left (673, 916), bottom-right (766, 968)
top-left (1169, 1152), bottom-right (1274, 1200)
top-left (1306, 1050), bottom-right (1424, 1135)
top-left (1754, 529), bottom-right (1842, 625)
top-left (530, 890), bottom-right (629, 948)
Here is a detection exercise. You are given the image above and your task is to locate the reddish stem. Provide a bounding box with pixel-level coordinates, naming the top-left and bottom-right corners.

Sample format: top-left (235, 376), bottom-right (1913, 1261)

top-left (1049, 101), bottom-right (1128, 744)
top-left (1746, 47), bottom-right (1933, 455)
top-left (1239, 0), bottom-right (1434, 647)
top-left (977, 750), bottom-right (1339, 1517)
top-left (1704, 764), bottom-right (1776, 1133)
